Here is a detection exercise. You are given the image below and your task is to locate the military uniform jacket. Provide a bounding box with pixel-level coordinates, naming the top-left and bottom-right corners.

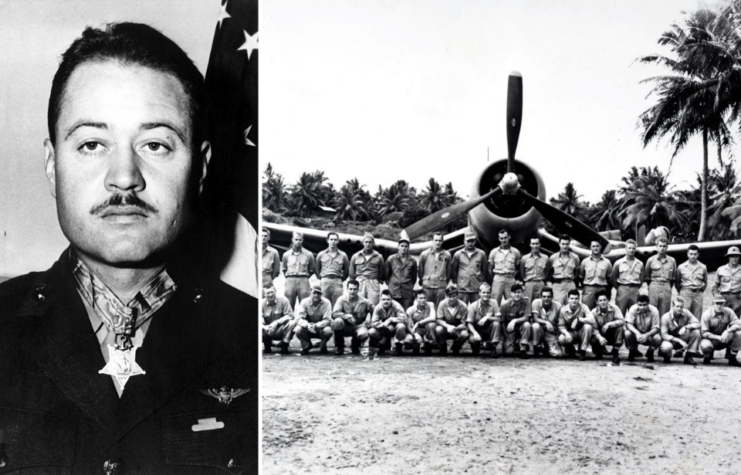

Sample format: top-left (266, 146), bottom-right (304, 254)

top-left (0, 251), bottom-right (257, 474)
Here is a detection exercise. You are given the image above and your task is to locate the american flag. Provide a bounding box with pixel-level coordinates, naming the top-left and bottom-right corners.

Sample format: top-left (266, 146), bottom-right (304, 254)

top-left (203, 0), bottom-right (258, 297)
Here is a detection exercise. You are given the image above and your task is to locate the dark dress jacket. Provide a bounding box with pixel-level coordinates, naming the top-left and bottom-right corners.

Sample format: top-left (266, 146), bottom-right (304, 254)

top-left (0, 250), bottom-right (257, 474)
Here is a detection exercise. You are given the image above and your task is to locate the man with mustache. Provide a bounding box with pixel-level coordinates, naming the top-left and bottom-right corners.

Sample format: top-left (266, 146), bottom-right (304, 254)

top-left (0, 23), bottom-right (256, 473)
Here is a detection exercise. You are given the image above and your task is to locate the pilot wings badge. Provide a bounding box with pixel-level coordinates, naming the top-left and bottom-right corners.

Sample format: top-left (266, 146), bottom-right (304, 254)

top-left (198, 386), bottom-right (251, 405)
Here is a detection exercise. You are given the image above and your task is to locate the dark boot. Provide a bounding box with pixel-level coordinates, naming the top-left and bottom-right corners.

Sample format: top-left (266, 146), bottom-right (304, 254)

top-left (451, 341), bottom-right (461, 356)
top-left (351, 338), bottom-right (361, 355)
top-left (565, 344), bottom-right (577, 359)
top-left (394, 342), bottom-right (403, 356)
top-left (520, 345), bottom-right (530, 359)
top-left (280, 342), bottom-right (290, 355)
top-left (263, 338), bottom-right (272, 353)
top-left (646, 348), bottom-right (655, 363)
top-left (424, 342), bottom-right (432, 356)
top-left (627, 349), bottom-right (641, 362)
top-left (683, 353), bottom-right (697, 366)
top-left (334, 331), bottom-right (345, 355)
top-left (611, 347), bottom-right (620, 364)
top-left (729, 355), bottom-right (741, 367)
top-left (577, 350), bottom-right (587, 361)
top-left (593, 345), bottom-right (604, 360)
top-left (471, 342), bottom-right (481, 356)
top-left (703, 354), bottom-right (712, 365)
top-left (490, 346), bottom-right (498, 359)
top-left (412, 346), bottom-right (421, 356)
top-left (439, 342), bottom-right (448, 355)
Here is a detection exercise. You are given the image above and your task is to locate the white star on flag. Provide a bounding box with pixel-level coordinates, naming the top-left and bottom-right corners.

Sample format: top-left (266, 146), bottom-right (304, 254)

top-left (243, 125), bottom-right (255, 147)
top-left (217, 1), bottom-right (231, 28)
top-left (238, 30), bottom-right (259, 60)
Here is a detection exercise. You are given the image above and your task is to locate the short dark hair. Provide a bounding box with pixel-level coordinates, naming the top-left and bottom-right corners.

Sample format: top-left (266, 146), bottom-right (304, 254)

top-left (567, 289), bottom-right (580, 298)
top-left (499, 229), bottom-right (510, 236)
top-left (416, 288), bottom-right (427, 296)
top-left (540, 286), bottom-right (553, 297)
top-left (510, 283), bottom-right (523, 293)
top-left (559, 234), bottom-right (571, 242)
top-left (637, 295), bottom-right (649, 304)
top-left (347, 279), bottom-right (359, 289)
top-left (432, 232), bottom-right (444, 239)
top-left (595, 290), bottom-right (609, 301)
top-left (381, 289), bottom-right (391, 297)
top-left (48, 22), bottom-right (204, 146)
top-left (327, 232), bottom-right (339, 240)
top-left (687, 244), bottom-right (699, 252)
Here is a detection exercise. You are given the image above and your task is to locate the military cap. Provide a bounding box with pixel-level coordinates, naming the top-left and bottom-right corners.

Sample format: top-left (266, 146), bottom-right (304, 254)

top-left (445, 283), bottom-right (458, 295)
top-left (713, 295), bottom-right (727, 303)
top-left (726, 246), bottom-right (741, 257)
top-left (464, 230), bottom-right (476, 241)
top-left (310, 282), bottom-right (323, 293)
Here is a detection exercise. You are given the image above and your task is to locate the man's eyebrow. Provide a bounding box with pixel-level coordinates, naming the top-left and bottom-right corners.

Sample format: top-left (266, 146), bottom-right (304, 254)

top-left (64, 121), bottom-right (107, 140)
top-left (141, 122), bottom-right (187, 143)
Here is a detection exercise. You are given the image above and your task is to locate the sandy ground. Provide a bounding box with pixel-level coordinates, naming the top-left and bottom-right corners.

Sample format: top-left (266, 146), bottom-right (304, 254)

top-left (263, 271), bottom-right (741, 474)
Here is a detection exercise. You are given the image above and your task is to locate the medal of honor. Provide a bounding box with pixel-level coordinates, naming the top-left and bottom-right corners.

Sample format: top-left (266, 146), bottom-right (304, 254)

top-left (99, 343), bottom-right (146, 389)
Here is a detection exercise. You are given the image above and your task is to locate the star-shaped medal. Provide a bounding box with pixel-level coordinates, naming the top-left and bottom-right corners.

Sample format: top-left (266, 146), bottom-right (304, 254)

top-left (99, 345), bottom-right (146, 389)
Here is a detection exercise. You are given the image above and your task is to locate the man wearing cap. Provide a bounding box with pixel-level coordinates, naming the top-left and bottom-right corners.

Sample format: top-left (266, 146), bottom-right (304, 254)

top-left (548, 234), bottom-right (580, 305)
top-left (385, 232), bottom-right (418, 311)
top-left (658, 297), bottom-right (700, 365)
top-left (699, 296), bottom-right (741, 366)
top-left (282, 231), bottom-right (316, 309)
top-left (712, 246), bottom-right (741, 317)
top-left (521, 236), bottom-right (551, 304)
top-left (624, 295), bottom-right (662, 362)
top-left (497, 283), bottom-right (533, 358)
top-left (435, 284), bottom-right (471, 355)
top-left (400, 288), bottom-right (437, 355)
top-left (557, 289), bottom-right (597, 360)
top-left (466, 283), bottom-right (501, 357)
top-left (674, 245), bottom-right (707, 320)
top-left (489, 229), bottom-right (521, 304)
top-left (579, 240), bottom-right (612, 311)
top-left (262, 228), bottom-right (281, 287)
top-left (331, 279), bottom-right (373, 355)
top-left (451, 231), bottom-right (489, 304)
top-left (590, 290), bottom-right (624, 363)
top-left (369, 289), bottom-right (408, 356)
top-left (349, 233), bottom-right (385, 306)
top-left (643, 237), bottom-right (676, 317)
top-left (262, 283), bottom-right (295, 354)
top-left (610, 239), bottom-right (644, 316)
top-left (294, 282), bottom-right (333, 355)
top-left (418, 231), bottom-right (452, 307)
top-left (531, 286), bottom-right (563, 357)
top-left (315, 232), bottom-right (350, 307)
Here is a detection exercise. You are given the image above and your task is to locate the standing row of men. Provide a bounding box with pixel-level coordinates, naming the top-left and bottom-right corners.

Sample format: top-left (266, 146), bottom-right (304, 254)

top-left (262, 227), bottom-right (741, 324)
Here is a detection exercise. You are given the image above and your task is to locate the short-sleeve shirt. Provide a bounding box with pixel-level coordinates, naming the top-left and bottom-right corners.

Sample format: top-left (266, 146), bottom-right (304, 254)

top-left (385, 254), bottom-right (418, 299)
top-left (262, 246), bottom-right (281, 284)
top-left (625, 304), bottom-right (660, 333)
top-left (262, 296), bottom-right (293, 325)
top-left (613, 257), bottom-right (643, 285)
top-left (581, 256), bottom-right (612, 286)
top-left (661, 309), bottom-right (699, 336)
top-left (372, 301), bottom-right (407, 326)
top-left (332, 295), bottom-right (374, 325)
top-left (558, 303), bottom-right (596, 331)
top-left (676, 261), bottom-right (707, 290)
top-left (713, 265), bottom-right (741, 294)
top-left (489, 247), bottom-right (521, 276)
top-left (282, 248), bottom-right (315, 277)
top-left (701, 307), bottom-right (741, 337)
top-left (498, 298), bottom-right (531, 325)
top-left (467, 298), bottom-right (500, 326)
top-left (531, 299), bottom-right (562, 328)
top-left (419, 249), bottom-right (451, 288)
top-left (452, 248), bottom-right (488, 292)
top-left (645, 255), bottom-right (676, 283)
top-left (350, 250), bottom-right (384, 281)
top-left (549, 252), bottom-right (580, 280)
top-left (296, 296), bottom-right (333, 323)
top-left (316, 249), bottom-right (349, 279)
top-left (437, 298), bottom-right (469, 326)
top-left (591, 303), bottom-right (624, 329)
top-left (521, 253), bottom-right (549, 282)
top-left (406, 302), bottom-right (436, 326)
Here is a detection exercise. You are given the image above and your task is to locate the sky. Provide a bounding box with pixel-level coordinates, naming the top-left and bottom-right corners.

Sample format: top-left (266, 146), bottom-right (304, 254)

top-left (0, 0), bottom-right (218, 276)
top-left (261, 0), bottom-right (724, 205)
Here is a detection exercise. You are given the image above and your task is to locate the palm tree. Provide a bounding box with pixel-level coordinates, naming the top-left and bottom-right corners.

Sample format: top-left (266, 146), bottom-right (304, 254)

top-left (587, 190), bottom-right (622, 232)
top-left (638, 7), bottom-right (738, 241)
top-left (550, 183), bottom-right (588, 222)
top-left (419, 178), bottom-right (452, 213)
top-left (377, 180), bottom-right (413, 216)
top-left (332, 179), bottom-right (366, 221)
top-left (290, 171), bottom-right (328, 217)
top-left (618, 167), bottom-right (691, 235)
top-left (708, 162), bottom-right (741, 239)
top-left (262, 163), bottom-right (287, 212)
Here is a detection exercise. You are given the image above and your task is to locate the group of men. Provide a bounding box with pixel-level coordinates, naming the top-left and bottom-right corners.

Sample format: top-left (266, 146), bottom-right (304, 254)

top-left (261, 227), bottom-right (741, 367)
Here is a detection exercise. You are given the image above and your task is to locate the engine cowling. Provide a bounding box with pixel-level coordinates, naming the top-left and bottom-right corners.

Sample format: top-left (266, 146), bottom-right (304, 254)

top-left (468, 158), bottom-right (546, 249)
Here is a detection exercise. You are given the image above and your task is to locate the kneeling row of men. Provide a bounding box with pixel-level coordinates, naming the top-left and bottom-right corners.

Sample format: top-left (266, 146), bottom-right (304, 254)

top-left (262, 279), bottom-right (741, 366)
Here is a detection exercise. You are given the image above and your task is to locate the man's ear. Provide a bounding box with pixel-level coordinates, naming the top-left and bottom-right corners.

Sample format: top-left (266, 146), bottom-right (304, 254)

top-left (43, 139), bottom-right (57, 198)
top-left (198, 140), bottom-right (212, 195)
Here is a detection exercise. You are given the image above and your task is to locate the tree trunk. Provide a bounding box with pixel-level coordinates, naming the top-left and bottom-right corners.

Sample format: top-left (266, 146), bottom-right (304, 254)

top-left (698, 127), bottom-right (708, 241)
top-left (717, 138), bottom-right (724, 168)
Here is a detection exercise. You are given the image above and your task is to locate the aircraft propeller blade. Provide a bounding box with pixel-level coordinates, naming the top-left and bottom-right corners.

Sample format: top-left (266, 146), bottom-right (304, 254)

top-left (515, 188), bottom-right (612, 253)
top-left (506, 72), bottom-right (523, 174)
top-left (403, 187), bottom-right (503, 241)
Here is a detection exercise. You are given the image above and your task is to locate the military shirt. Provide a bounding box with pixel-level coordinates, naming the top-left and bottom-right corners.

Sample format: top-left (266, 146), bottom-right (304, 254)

top-left (467, 298), bottom-right (500, 326)
top-left (660, 309), bottom-right (700, 338)
top-left (531, 299), bottom-right (562, 329)
top-left (498, 297), bottom-right (531, 325)
top-left (262, 245), bottom-right (281, 284)
top-left (558, 303), bottom-right (597, 331)
top-left (489, 246), bottom-right (521, 276)
top-left (549, 252), bottom-right (580, 280)
top-left (611, 256), bottom-right (644, 285)
top-left (521, 252), bottom-right (550, 282)
top-left (625, 304), bottom-right (661, 334)
top-left (261, 295), bottom-right (294, 325)
top-left (591, 303), bottom-right (625, 330)
top-left (296, 296), bottom-right (332, 324)
top-left (406, 302), bottom-right (437, 327)
top-left (436, 298), bottom-right (469, 326)
top-left (644, 255), bottom-right (676, 283)
top-left (675, 261), bottom-right (707, 290)
top-left (580, 256), bottom-right (612, 286)
top-left (281, 248), bottom-right (315, 277)
top-left (332, 295), bottom-right (374, 325)
top-left (701, 307), bottom-right (741, 338)
top-left (418, 248), bottom-right (452, 288)
top-left (316, 249), bottom-right (349, 279)
top-left (350, 250), bottom-right (385, 281)
top-left (371, 301), bottom-right (407, 328)
top-left (452, 248), bottom-right (488, 292)
top-left (712, 264), bottom-right (741, 294)
top-left (385, 253), bottom-right (418, 299)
